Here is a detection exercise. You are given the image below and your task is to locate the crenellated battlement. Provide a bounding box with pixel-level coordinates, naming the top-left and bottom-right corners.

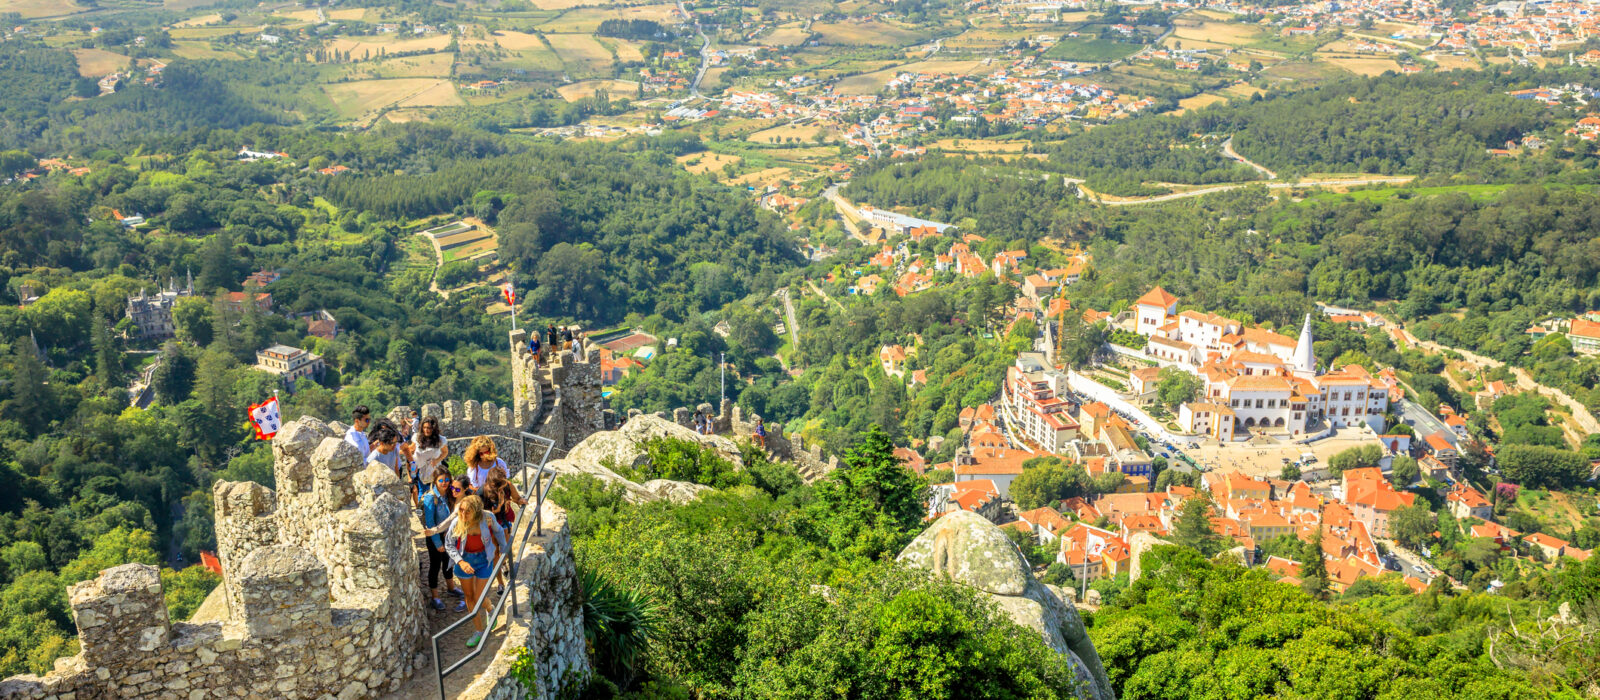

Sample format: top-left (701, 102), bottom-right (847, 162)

top-left (0, 417), bottom-right (428, 700)
top-left (647, 398), bottom-right (838, 482)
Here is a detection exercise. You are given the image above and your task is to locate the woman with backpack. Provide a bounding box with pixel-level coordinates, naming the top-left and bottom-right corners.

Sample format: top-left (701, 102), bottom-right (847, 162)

top-left (419, 471), bottom-right (465, 611)
top-left (480, 470), bottom-right (527, 592)
top-left (422, 493), bottom-right (507, 649)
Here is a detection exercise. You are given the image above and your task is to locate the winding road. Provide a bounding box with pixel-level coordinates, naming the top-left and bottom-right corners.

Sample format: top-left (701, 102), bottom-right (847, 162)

top-left (1076, 175), bottom-right (1416, 206)
top-left (679, 0), bottom-right (711, 98)
top-left (1222, 136), bottom-right (1277, 179)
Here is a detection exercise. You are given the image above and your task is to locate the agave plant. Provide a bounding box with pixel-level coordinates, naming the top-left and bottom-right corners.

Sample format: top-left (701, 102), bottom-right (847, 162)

top-left (580, 568), bottom-right (659, 690)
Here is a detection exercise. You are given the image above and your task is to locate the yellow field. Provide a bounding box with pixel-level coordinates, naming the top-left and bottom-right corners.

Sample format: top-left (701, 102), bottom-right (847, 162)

top-left (545, 33), bottom-right (613, 72)
top-left (174, 13), bottom-right (222, 27)
top-left (933, 139), bottom-right (1028, 152)
top-left (813, 20), bottom-right (925, 46)
top-left (557, 79), bottom-right (640, 101)
top-left (490, 30), bottom-right (548, 50)
top-left (170, 26), bottom-right (256, 39)
top-left (728, 166), bottom-right (794, 188)
top-left (1220, 82), bottom-right (1264, 99)
top-left (1170, 20), bottom-right (1264, 47)
top-left (1162, 35), bottom-right (1233, 52)
top-left (1426, 53), bottom-right (1478, 71)
top-left (1320, 56), bottom-right (1402, 76)
top-left (329, 9), bottom-right (369, 20)
top-left (172, 42), bottom-right (243, 60)
top-left (1173, 93), bottom-right (1227, 114)
top-left (766, 25), bottom-right (811, 46)
top-left (5, 0), bottom-right (86, 17)
top-left (747, 123), bottom-right (830, 144)
top-left (836, 70), bottom-right (894, 95)
top-left (538, 4), bottom-right (681, 33)
top-left (324, 34), bottom-right (453, 59)
top-left (607, 38), bottom-right (647, 62)
top-left (72, 48), bottom-right (131, 77)
top-left (325, 78), bottom-right (453, 118)
top-left (678, 152), bottom-right (742, 175)
top-left (349, 52), bottom-right (455, 78)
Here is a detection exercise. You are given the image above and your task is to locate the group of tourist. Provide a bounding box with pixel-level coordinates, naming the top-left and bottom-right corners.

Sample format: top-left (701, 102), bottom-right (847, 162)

top-left (690, 409), bottom-right (770, 450)
top-left (525, 324), bottom-right (580, 368)
top-left (342, 407), bottom-right (528, 650)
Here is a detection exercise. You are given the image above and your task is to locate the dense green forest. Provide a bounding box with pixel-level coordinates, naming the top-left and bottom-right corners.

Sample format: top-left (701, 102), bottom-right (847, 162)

top-left (0, 121), bottom-right (804, 677)
top-left (1040, 69), bottom-right (1590, 194)
top-left (544, 430), bottom-right (1600, 698)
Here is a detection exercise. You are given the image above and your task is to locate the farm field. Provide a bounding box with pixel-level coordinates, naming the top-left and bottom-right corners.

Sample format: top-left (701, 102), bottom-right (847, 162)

top-left (1046, 37), bottom-right (1144, 62)
top-left (170, 25), bottom-right (256, 39)
top-left (729, 166), bottom-right (797, 188)
top-left (1318, 55), bottom-right (1402, 76)
top-left (604, 38), bottom-right (647, 62)
top-left (545, 33), bottom-right (614, 74)
top-left (765, 25), bottom-right (812, 46)
top-left (678, 152), bottom-right (742, 175)
top-left (1426, 52), bottom-right (1479, 70)
top-left (527, 0), bottom-right (610, 10)
top-left (557, 79), bottom-right (641, 101)
top-left (537, 3), bottom-right (681, 33)
top-left (72, 48), bottom-right (132, 77)
top-left (1169, 19), bottom-right (1264, 48)
top-left (172, 42), bottom-right (244, 60)
top-left (174, 13), bottom-right (223, 27)
top-left (324, 78), bottom-right (456, 119)
top-left (1261, 60), bottom-right (1349, 83)
top-left (747, 123), bottom-right (830, 144)
top-left (345, 52), bottom-right (456, 79)
top-left (1173, 92), bottom-right (1227, 114)
top-left (323, 34), bottom-right (453, 60)
top-left (7, 0), bottom-right (85, 17)
top-left (812, 20), bottom-right (929, 46)
top-left (932, 139), bottom-right (1029, 153)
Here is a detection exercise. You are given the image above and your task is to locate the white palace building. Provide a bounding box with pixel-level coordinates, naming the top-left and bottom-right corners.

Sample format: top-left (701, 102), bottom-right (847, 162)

top-left (1130, 287), bottom-right (1391, 441)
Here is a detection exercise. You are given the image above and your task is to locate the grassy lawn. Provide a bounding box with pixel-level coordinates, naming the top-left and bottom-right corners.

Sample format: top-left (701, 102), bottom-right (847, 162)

top-left (1046, 37), bottom-right (1144, 62)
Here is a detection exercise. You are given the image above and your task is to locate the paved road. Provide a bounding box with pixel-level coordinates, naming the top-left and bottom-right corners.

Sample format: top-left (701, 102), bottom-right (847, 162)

top-left (1222, 136), bottom-right (1277, 179)
top-left (776, 288), bottom-right (801, 349)
top-left (679, 0), bottom-right (711, 98)
top-left (1383, 539), bottom-right (1443, 584)
top-left (823, 184), bottom-right (867, 239)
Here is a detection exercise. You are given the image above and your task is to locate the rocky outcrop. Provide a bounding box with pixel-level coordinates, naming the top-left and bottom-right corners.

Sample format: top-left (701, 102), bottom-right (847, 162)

top-left (1126, 531), bottom-right (1172, 585)
top-left (898, 511), bottom-right (1115, 700)
top-left (546, 415), bottom-right (728, 505)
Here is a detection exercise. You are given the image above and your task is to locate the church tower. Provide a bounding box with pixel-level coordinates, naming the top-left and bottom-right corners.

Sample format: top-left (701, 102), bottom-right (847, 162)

top-left (1291, 313), bottom-right (1316, 378)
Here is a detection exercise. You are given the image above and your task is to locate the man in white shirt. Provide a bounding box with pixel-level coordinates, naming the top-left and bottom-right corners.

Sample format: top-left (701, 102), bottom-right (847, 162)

top-left (345, 406), bottom-right (372, 458)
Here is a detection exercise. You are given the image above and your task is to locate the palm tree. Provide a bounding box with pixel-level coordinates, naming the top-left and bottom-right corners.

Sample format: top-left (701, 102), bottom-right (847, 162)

top-left (580, 568), bottom-right (658, 689)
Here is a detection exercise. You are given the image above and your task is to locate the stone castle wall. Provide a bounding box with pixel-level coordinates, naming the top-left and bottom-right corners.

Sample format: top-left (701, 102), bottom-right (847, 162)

top-left (0, 418), bottom-right (428, 700)
top-left (646, 398), bottom-right (838, 481)
top-left (390, 330), bottom-right (609, 468)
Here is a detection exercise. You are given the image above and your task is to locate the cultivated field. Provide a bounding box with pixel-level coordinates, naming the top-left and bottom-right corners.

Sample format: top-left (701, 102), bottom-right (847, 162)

top-left (1170, 19), bottom-right (1264, 48)
top-left (766, 25), bottom-right (812, 46)
top-left (606, 38), bottom-right (647, 62)
top-left (170, 26), bottom-right (256, 39)
top-left (933, 139), bottom-right (1028, 153)
top-left (73, 48), bottom-right (131, 77)
top-left (395, 80), bottom-right (464, 108)
top-left (324, 78), bottom-right (457, 118)
top-left (489, 30), bottom-right (548, 50)
top-left (6, 0), bottom-right (85, 17)
top-left (172, 42), bottom-right (243, 60)
top-left (527, 0), bottom-right (607, 10)
top-left (812, 20), bottom-right (927, 46)
top-left (557, 79), bottom-right (640, 101)
top-left (324, 35), bottom-right (454, 59)
top-left (678, 152), bottom-right (742, 175)
top-left (1046, 37), bottom-right (1143, 62)
top-left (545, 33), bottom-right (613, 74)
top-left (1319, 55), bottom-right (1402, 76)
top-left (747, 123), bottom-right (830, 144)
top-left (1173, 93), bottom-right (1227, 114)
top-left (537, 3), bottom-right (681, 33)
top-left (174, 13), bottom-right (223, 27)
top-left (350, 52), bottom-right (456, 79)
top-left (728, 166), bottom-right (796, 188)
top-left (1426, 53), bottom-right (1478, 71)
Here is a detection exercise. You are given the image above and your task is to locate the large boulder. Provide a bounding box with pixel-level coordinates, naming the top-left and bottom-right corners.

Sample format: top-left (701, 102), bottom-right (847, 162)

top-left (546, 415), bottom-right (731, 505)
top-left (898, 511), bottom-right (1115, 700)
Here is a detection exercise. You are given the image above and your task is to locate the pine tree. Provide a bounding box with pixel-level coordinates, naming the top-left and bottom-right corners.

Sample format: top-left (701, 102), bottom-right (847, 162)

top-left (2, 342), bottom-right (51, 433)
top-left (92, 313), bottom-right (122, 389)
top-left (1300, 529), bottom-right (1329, 600)
top-left (1172, 495), bottom-right (1223, 556)
top-left (198, 230), bottom-right (236, 293)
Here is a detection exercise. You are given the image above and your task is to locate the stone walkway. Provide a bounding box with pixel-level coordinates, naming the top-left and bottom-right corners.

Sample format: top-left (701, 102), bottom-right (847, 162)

top-left (382, 514), bottom-right (530, 700)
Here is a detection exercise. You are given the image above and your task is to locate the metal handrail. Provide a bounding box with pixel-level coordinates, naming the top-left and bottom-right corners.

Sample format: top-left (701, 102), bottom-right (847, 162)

top-left (429, 432), bottom-right (559, 700)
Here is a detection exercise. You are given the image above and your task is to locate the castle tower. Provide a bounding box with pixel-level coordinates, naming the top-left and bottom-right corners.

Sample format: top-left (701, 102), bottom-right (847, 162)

top-left (1292, 313), bottom-right (1316, 378)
